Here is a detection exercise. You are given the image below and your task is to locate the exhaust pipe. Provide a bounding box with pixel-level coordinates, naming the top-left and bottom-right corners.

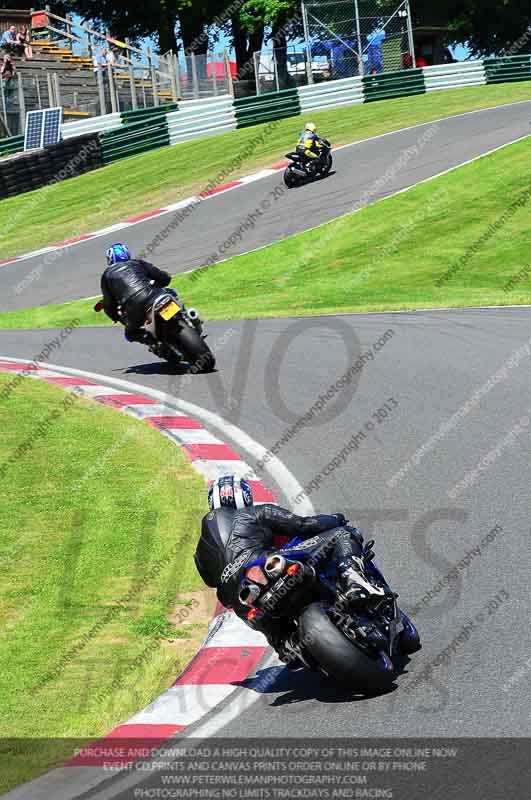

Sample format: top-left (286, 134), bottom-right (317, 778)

top-left (291, 167), bottom-right (307, 178)
top-left (186, 307), bottom-right (202, 329)
top-left (239, 583), bottom-right (262, 606)
top-left (265, 555), bottom-right (286, 578)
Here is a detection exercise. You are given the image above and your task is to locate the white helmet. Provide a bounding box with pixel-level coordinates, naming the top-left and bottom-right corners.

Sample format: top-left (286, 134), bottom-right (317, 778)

top-left (305, 121), bottom-right (317, 133)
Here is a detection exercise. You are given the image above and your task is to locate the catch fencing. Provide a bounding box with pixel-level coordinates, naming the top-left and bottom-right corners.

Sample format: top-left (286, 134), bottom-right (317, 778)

top-left (300, 0), bottom-right (415, 81)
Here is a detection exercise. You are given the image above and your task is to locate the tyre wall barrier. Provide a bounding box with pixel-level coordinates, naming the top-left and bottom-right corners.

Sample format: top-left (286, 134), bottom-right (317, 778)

top-left (0, 132), bottom-right (102, 200)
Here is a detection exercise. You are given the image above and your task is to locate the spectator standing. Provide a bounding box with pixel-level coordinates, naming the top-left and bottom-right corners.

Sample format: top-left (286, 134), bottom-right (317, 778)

top-left (111, 47), bottom-right (124, 68)
top-left (1, 54), bottom-right (16, 104)
top-left (367, 27), bottom-right (385, 74)
top-left (93, 46), bottom-right (108, 73)
top-left (106, 47), bottom-right (116, 67)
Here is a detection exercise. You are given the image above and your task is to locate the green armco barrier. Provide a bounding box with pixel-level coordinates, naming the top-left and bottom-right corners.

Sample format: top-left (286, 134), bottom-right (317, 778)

top-left (121, 103), bottom-right (178, 124)
top-left (0, 134), bottom-right (24, 157)
top-left (100, 117), bottom-right (170, 164)
top-left (234, 87), bottom-right (300, 107)
top-left (234, 88), bottom-right (300, 129)
top-left (101, 136), bottom-right (171, 164)
top-left (100, 117), bottom-right (169, 142)
top-left (117, 113), bottom-right (170, 133)
top-left (362, 68), bottom-right (425, 102)
top-left (484, 55), bottom-right (531, 84)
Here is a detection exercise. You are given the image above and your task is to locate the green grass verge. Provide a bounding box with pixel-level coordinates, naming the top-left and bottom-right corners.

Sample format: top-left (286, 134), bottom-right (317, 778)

top-left (2, 83), bottom-right (531, 259)
top-left (2, 134), bottom-right (530, 329)
top-left (0, 374), bottom-right (208, 792)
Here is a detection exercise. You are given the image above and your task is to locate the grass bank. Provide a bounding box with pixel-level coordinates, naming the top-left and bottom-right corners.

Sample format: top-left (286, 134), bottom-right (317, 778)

top-left (0, 373), bottom-right (209, 791)
top-left (1, 83), bottom-right (531, 259)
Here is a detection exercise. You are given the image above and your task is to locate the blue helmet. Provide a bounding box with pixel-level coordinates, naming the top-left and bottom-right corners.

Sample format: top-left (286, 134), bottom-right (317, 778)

top-left (208, 475), bottom-right (253, 511)
top-left (106, 243), bottom-right (131, 266)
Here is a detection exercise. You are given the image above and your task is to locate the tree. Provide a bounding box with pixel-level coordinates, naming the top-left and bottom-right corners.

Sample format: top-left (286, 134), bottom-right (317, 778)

top-left (178, 0), bottom-right (227, 55)
top-left (231, 3), bottom-right (265, 80)
top-left (407, 0), bottom-right (531, 56)
top-left (448, 1), bottom-right (531, 56)
top-left (232, 0), bottom-right (301, 87)
top-left (64, 0), bottom-right (226, 55)
top-left (64, 0), bottom-right (173, 50)
top-left (375, 1), bottom-right (531, 57)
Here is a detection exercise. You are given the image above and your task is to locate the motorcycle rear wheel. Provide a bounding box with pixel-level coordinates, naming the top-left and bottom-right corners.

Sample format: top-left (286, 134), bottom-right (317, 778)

top-left (298, 602), bottom-right (395, 692)
top-left (169, 325), bottom-right (215, 372)
top-left (284, 167), bottom-right (303, 188)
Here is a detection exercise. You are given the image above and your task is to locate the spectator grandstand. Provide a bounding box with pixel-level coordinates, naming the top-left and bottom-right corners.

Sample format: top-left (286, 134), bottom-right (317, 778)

top-left (0, 8), bottom-right (233, 135)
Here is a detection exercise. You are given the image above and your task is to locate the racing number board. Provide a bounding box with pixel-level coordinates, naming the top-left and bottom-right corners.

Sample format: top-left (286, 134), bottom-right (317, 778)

top-left (24, 107), bottom-right (63, 151)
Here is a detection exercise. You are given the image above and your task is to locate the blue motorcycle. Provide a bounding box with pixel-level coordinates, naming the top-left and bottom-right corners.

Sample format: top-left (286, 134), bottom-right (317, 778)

top-left (237, 528), bottom-right (420, 693)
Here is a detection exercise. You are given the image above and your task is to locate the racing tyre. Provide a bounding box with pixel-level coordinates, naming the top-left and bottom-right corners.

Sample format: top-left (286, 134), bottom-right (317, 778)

top-left (172, 325), bottom-right (215, 373)
top-left (283, 167), bottom-right (303, 188)
top-left (298, 603), bottom-right (395, 693)
top-left (321, 153), bottom-right (333, 177)
top-left (397, 612), bottom-right (421, 655)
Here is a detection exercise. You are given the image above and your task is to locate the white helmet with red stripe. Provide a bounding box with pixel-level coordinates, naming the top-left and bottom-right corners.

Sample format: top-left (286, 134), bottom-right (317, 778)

top-left (208, 474), bottom-right (253, 511)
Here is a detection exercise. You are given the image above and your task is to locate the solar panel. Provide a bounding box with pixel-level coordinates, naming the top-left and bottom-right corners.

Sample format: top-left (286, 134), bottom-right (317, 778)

top-left (42, 107), bottom-right (62, 147)
top-left (24, 111), bottom-right (44, 151)
top-left (24, 107), bottom-right (63, 151)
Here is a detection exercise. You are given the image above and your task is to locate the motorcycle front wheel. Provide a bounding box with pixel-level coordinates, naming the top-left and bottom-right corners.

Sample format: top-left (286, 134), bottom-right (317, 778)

top-left (298, 603), bottom-right (395, 692)
top-left (318, 153), bottom-right (333, 178)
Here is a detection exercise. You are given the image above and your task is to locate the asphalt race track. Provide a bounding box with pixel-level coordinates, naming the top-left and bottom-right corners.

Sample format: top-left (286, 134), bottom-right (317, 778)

top-left (1, 307), bottom-right (530, 742)
top-left (1, 100), bottom-right (531, 311)
top-left (1, 102), bottom-right (530, 785)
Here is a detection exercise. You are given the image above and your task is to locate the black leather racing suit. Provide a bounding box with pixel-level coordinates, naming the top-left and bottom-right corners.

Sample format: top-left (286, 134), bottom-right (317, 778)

top-left (195, 504), bottom-right (351, 653)
top-left (100, 259), bottom-right (172, 333)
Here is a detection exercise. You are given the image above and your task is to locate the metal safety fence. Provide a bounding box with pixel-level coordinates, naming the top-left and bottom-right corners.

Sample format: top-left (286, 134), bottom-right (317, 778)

top-left (301, 0), bottom-right (415, 81)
